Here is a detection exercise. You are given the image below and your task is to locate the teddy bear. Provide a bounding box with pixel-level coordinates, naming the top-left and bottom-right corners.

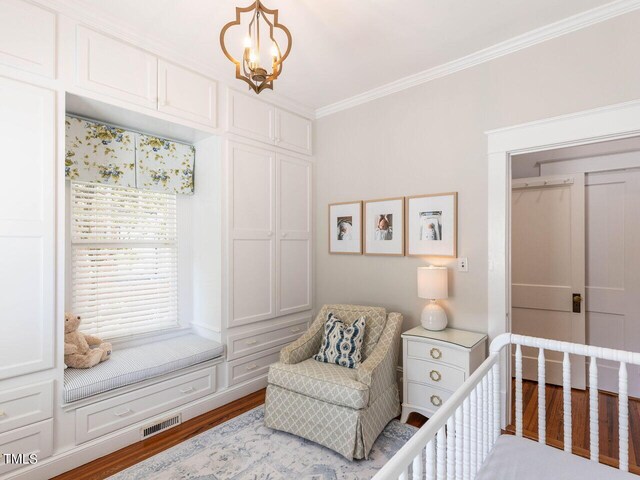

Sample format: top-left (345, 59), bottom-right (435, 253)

top-left (64, 313), bottom-right (112, 369)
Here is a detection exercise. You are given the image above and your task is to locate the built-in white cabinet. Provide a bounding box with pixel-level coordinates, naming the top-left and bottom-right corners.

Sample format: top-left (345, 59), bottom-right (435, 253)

top-left (0, 0), bottom-right (56, 77)
top-left (76, 26), bottom-right (158, 109)
top-left (158, 60), bottom-right (217, 128)
top-left (227, 141), bottom-right (312, 328)
top-left (0, 76), bottom-right (56, 380)
top-left (227, 89), bottom-right (312, 155)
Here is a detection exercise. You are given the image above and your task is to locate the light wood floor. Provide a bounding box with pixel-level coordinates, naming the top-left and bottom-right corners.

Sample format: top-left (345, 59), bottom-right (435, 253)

top-left (53, 389), bottom-right (266, 480)
top-left (54, 380), bottom-right (640, 479)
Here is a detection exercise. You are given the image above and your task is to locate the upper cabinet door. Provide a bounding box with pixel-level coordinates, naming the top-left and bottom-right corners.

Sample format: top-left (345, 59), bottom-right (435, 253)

top-left (0, 77), bottom-right (56, 380)
top-left (227, 89), bottom-right (275, 145)
top-left (276, 109), bottom-right (312, 155)
top-left (76, 26), bottom-right (158, 109)
top-left (0, 0), bottom-right (56, 77)
top-left (158, 60), bottom-right (217, 128)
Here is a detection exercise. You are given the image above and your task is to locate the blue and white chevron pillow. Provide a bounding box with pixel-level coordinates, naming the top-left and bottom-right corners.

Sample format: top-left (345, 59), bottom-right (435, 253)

top-left (313, 312), bottom-right (366, 368)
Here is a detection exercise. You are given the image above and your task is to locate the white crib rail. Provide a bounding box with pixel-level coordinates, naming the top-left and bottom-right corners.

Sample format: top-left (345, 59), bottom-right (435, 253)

top-left (375, 333), bottom-right (640, 480)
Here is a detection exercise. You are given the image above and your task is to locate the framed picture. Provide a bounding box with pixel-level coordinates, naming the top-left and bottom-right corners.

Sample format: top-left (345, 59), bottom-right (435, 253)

top-left (364, 197), bottom-right (405, 256)
top-left (406, 192), bottom-right (457, 257)
top-left (329, 201), bottom-right (362, 254)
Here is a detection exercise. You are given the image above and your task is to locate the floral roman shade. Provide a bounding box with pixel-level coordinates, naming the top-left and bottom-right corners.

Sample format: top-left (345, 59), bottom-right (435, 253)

top-left (65, 116), bottom-right (195, 195)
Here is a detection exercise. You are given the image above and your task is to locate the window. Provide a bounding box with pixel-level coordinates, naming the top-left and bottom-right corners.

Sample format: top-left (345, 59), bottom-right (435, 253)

top-left (71, 181), bottom-right (178, 339)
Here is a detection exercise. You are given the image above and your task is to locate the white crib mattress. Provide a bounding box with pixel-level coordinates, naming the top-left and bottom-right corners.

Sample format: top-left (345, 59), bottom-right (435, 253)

top-left (475, 435), bottom-right (635, 480)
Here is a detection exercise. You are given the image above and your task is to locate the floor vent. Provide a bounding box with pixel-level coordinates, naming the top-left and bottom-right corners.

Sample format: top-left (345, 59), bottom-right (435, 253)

top-left (141, 414), bottom-right (182, 439)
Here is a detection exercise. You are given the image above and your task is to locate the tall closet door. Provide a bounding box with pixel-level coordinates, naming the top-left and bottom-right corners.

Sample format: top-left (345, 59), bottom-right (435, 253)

top-left (228, 142), bottom-right (276, 327)
top-left (276, 154), bottom-right (312, 315)
top-left (0, 77), bottom-right (56, 379)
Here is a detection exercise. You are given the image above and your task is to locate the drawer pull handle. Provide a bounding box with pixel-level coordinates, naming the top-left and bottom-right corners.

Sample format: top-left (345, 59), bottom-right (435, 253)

top-left (290, 327), bottom-right (301, 333)
top-left (246, 340), bottom-right (258, 345)
top-left (0, 410), bottom-right (5, 417)
top-left (429, 370), bottom-right (442, 382)
top-left (430, 395), bottom-right (443, 407)
top-left (114, 408), bottom-right (132, 417)
top-left (246, 363), bottom-right (258, 371)
top-left (180, 387), bottom-right (195, 394)
top-left (430, 347), bottom-right (442, 360)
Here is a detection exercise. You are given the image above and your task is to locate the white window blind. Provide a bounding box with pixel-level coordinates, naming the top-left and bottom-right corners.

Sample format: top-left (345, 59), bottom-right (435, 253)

top-left (71, 181), bottom-right (179, 339)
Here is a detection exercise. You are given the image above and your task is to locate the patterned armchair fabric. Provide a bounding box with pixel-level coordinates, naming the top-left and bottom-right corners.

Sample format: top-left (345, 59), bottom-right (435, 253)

top-left (265, 304), bottom-right (403, 460)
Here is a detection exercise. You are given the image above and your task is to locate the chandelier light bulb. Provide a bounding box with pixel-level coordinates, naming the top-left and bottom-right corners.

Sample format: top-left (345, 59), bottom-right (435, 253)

top-left (243, 36), bottom-right (252, 49)
top-left (270, 43), bottom-right (279, 58)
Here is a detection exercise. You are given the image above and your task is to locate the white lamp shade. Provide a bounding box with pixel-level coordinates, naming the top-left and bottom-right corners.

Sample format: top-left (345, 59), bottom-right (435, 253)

top-left (417, 266), bottom-right (448, 300)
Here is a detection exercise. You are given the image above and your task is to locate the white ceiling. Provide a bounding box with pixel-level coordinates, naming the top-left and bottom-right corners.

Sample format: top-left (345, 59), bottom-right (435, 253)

top-left (76, 0), bottom-right (615, 110)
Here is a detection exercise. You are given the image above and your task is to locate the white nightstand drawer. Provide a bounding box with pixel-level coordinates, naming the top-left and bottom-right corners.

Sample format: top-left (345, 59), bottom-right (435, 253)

top-left (0, 381), bottom-right (53, 435)
top-left (406, 358), bottom-right (465, 390)
top-left (406, 339), bottom-right (467, 368)
top-left (407, 382), bottom-right (452, 411)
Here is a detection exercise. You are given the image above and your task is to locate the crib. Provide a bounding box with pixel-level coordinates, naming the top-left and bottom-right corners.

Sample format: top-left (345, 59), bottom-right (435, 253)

top-left (373, 333), bottom-right (640, 480)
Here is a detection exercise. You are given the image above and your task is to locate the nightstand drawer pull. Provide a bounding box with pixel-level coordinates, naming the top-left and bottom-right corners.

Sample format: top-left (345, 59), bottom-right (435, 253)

top-left (430, 347), bottom-right (442, 360)
top-left (430, 395), bottom-right (443, 407)
top-left (429, 370), bottom-right (442, 382)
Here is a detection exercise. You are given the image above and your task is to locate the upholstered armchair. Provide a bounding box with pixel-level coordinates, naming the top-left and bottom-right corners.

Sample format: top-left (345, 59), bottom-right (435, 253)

top-left (264, 304), bottom-right (403, 460)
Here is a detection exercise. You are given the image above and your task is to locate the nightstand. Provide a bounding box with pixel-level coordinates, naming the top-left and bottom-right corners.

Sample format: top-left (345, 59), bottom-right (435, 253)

top-left (400, 326), bottom-right (487, 422)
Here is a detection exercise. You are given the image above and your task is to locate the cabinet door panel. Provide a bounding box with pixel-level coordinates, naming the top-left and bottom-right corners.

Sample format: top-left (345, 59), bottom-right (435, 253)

top-left (158, 60), bottom-right (217, 127)
top-left (0, 0), bottom-right (55, 77)
top-left (76, 27), bottom-right (158, 109)
top-left (276, 109), bottom-right (312, 155)
top-left (279, 239), bottom-right (311, 314)
top-left (231, 239), bottom-right (275, 324)
top-left (0, 77), bottom-right (55, 379)
top-left (278, 155), bottom-right (311, 234)
top-left (227, 89), bottom-right (274, 144)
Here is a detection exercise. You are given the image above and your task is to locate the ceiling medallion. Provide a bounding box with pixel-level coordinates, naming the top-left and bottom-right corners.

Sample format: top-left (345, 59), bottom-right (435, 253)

top-left (220, 1), bottom-right (292, 94)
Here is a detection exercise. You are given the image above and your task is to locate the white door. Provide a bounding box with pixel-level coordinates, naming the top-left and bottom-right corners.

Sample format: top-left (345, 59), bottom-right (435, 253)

top-left (276, 153), bottom-right (312, 315)
top-left (585, 170), bottom-right (640, 396)
top-left (227, 89), bottom-right (274, 144)
top-left (158, 60), bottom-right (217, 128)
top-left (227, 142), bottom-right (276, 327)
top-left (511, 174), bottom-right (586, 388)
top-left (0, 77), bottom-right (56, 379)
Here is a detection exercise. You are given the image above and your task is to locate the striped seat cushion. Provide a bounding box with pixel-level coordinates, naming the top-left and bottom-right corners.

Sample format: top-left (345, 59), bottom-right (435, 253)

top-left (63, 334), bottom-right (223, 403)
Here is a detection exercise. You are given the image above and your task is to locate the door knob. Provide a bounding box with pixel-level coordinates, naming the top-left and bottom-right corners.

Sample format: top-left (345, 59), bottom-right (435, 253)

top-left (572, 293), bottom-right (583, 313)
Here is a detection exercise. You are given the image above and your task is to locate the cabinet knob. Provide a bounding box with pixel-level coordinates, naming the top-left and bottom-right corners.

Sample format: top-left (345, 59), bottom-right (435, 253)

top-left (429, 370), bottom-right (442, 382)
top-left (267, 231), bottom-right (273, 237)
top-left (430, 395), bottom-right (443, 407)
top-left (281, 232), bottom-right (288, 238)
top-left (0, 410), bottom-right (5, 417)
top-left (430, 347), bottom-right (442, 360)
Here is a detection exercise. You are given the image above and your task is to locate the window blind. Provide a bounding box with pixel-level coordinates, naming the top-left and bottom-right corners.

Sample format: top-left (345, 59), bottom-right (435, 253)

top-left (71, 182), bottom-right (179, 339)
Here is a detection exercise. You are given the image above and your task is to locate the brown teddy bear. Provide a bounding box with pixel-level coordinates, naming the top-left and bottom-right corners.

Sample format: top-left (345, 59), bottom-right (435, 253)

top-left (64, 313), bottom-right (112, 369)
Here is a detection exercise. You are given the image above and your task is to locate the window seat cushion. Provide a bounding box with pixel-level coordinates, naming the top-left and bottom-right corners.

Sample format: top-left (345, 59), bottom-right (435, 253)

top-left (63, 334), bottom-right (223, 403)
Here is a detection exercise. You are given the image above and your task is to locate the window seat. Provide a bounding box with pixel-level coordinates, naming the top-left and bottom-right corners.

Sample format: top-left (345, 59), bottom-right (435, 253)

top-left (63, 334), bottom-right (224, 403)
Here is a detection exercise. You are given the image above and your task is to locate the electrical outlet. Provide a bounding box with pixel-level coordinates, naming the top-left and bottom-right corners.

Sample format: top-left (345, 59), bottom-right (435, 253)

top-left (457, 257), bottom-right (469, 272)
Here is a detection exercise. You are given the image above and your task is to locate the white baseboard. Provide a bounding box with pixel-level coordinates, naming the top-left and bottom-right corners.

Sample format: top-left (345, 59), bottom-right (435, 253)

top-left (7, 375), bottom-right (268, 480)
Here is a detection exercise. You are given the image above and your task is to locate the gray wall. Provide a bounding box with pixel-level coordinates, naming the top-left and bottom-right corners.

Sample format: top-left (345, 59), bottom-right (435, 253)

top-left (314, 11), bottom-right (640, 335)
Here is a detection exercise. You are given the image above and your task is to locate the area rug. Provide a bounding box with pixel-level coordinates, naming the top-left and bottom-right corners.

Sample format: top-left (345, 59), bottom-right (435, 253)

top-left (109, 406), bottom-right (417, 480)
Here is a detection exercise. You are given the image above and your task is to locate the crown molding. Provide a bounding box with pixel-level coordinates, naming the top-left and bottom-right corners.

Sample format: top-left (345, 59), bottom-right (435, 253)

top-left (315, 0), bottom-right (640, 119)
top-left (31, 0), bottom-right (316, 119)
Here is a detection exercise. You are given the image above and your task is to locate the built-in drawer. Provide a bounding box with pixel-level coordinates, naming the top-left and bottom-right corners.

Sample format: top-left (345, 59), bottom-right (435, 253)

top-left (406, 339), bottom-right (467, 369)
top-left (76, 367), bottom-right (216, 443)
top-left (227, 316), bottom-right (309, 360)
top-left (406, 382), bottom-right (453, 414)
top-left (406, 358), bottom-right (466, 391)
top-left (228, 345), bottom-right (281, 386)
top-left (0, 381), bottom-right (53, 435)
top-left (0, 419), bottom-right (52, 475)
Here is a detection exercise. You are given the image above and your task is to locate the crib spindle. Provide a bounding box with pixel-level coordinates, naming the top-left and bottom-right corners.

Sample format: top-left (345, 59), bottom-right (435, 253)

top-left (469, 388), bottom-right (477, 477)
top-left (426, 439), bottom-right (436, 480)
top-left (482, 376), bottom-right (489, 461)
top-left (619, 362), bottom-right (629, 472)
top-left (515, 344), bottom-right (523, 437)
top-left (437, 427), bottom-right (446, 480)
top-left (492, 363), bottom-right (500, 443)
top-left (400, 469), bottom-right (408, 480)
top-left (463, 396), bottom-right (471, 480)
top-left (455, 406), bottom-right (463, 480)
top-left (412, 452), bottom-right (423, 480)
top-left (589, 356), bottom-right (599, 462)
top-left (537, 348), bottom-right (546, 444)
top-left (487, 365), bottom-right (493, 447)
top-left (477, 378), bottom-right (484, 465)
top-left (447, 416), bottom-right (455, 480)
top-left (562, 351), bottom-right (572, 453)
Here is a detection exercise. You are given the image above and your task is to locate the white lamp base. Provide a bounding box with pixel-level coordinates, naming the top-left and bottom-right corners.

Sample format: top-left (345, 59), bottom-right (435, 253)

top-left (421, 300), bottom-right (448, 331)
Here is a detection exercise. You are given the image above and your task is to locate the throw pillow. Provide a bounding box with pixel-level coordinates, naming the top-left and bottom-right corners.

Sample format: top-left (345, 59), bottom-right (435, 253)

top-left (313, 312), bottom-right (366, 368)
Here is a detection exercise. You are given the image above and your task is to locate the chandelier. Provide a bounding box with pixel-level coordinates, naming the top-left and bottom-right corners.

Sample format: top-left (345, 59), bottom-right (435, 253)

top-left (220, 1), bottom-right (292, 94)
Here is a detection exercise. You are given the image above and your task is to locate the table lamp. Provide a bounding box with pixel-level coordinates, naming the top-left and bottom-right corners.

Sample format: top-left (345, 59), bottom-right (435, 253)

top-left (417, 266), bottom-right (448, 331)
